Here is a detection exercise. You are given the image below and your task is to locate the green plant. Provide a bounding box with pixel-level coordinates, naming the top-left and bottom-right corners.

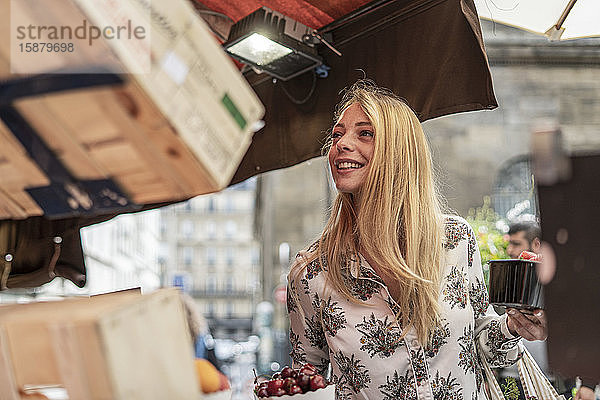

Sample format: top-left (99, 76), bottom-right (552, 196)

top-left (501, 377), bottom-right (521, 400)
top-left (466, 196), bottom-right (509, 286)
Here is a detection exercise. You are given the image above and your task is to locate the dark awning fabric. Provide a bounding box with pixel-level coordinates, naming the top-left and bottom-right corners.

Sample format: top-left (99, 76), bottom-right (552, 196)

top-left (231, 0), bottom-right (496, 183)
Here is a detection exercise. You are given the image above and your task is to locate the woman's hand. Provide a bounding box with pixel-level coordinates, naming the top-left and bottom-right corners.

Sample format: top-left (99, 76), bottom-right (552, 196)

top-left (506, 308), bottom-right (548, 341)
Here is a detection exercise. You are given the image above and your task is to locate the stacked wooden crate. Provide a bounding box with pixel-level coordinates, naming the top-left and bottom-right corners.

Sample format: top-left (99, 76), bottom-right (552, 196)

top-left (0, 289), bottom-right (200, 400)
top-left (0, 0), bottom-right (264, 219)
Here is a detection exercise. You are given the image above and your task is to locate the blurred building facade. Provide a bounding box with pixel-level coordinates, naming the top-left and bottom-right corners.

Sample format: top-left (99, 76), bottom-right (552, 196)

top-left (81, 210), bottom-right (162, 294)
top-left (159, 179), bottom-right (260, 341)
top-left (425, 20), bottom-right (600, 218)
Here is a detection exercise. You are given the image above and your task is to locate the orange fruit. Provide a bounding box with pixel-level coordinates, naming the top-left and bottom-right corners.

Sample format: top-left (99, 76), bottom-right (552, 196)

top-left (218, 371), bottom-right (231, 390)
top-left (194, 358), bottom-right (221, 393)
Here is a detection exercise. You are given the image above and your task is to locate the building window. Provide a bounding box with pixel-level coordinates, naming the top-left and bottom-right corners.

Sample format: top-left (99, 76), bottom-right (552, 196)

top-left (207, 275), bottom-right (216, 293)
top-left (226, 247), bottom-right (234, 266)
top-left (206, 247), bottom-right (216, 266)
top-left (226, 302), bottom-right (234, 317)
top-left (225, 196), bottom-right (234, 212)
top-left (226, 277), bottom-right (234, 293)
top-left (225, 220), bottom-right (237, 239)
top-left (207, 302), bottom-right (215, 315)
top-left (181, 219), bottom-right (194, 238)
top-left (182, 247), bottom-right (193, 266)
top-left (207, 198), bottom-right (215, 213)
top-left (159, 219), bottom-right (167, 237)
top-left (251, 246), bottom-right (260, 265)
top-left (206, 221), bottom-right (216, 239)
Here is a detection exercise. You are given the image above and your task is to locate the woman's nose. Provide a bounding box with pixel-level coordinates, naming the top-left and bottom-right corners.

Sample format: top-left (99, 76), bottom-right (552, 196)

top-left (336, 135), bottom-right (354, 151)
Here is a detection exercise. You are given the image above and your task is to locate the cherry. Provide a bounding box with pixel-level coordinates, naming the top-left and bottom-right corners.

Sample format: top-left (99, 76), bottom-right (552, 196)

top-left (309, 375), bottom-right (327, 391)
top-left (273, 387), bottom-right (286, 396)
top-left (280, 366), bottom-right (294, 379)
top-left (300, 368), bottom-right (315, 376)
top-left (299, 363), bottom-right (317, 376)
top-left (272, 372), bottom-right (281, 380)
top-left (267, 378), bottom-right (284, 396)
top-left (282, 377), bottom-right (297, 392)
top-left (257, 387), bottom-right (269, 397)
top-left (288, 385), bottom-right (303, 395)
top-left (296, 372), bottom-right (311, 390)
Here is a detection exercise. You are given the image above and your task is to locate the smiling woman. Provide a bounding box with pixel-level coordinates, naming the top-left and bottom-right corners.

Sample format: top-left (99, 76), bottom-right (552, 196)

top-left (286, 80), bottom-right (548, 400)
top-left (327, 103), bottom-right (374, 196)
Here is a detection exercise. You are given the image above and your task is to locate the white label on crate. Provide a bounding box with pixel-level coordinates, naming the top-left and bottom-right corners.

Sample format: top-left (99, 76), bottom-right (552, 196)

top-left (161, 51), bottom-right (189, 85)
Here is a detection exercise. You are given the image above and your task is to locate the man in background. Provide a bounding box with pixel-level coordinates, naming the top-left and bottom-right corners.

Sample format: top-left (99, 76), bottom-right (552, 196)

top-left (507, 221), bottom-right (541, 259)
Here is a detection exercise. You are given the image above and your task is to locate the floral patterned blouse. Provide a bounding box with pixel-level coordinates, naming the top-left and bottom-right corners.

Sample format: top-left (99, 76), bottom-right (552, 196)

top-left (287, 216), bottom-right (522, 400)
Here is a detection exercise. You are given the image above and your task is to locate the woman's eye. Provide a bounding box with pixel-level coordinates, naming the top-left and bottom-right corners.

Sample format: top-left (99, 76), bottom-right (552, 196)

top-left (331, 132), bottom-right (342, 139)
top-left (360, 130), bottom-right (374, 137)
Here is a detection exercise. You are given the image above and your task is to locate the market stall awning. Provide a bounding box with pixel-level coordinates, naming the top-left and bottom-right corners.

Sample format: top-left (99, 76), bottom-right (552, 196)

top-left (203, 0), bottom-right (499, 183)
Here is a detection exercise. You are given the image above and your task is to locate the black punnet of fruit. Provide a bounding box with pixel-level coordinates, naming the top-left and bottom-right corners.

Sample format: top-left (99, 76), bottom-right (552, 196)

top-left (488, 258), bottom-right (544, 310)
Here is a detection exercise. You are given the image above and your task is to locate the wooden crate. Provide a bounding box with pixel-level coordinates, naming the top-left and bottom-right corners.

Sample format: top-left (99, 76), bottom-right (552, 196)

top-left (0, 0), bottom-right (264, 219)
top-left (0, 289), bottom-right (200, 400)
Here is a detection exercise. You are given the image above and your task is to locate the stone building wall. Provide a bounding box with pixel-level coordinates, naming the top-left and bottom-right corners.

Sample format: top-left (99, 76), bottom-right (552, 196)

top-left (425, 21), bottom-right (600, 215)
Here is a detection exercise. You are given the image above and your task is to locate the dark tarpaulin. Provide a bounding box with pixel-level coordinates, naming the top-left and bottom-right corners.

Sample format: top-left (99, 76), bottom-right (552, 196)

top-left (231, 0), bottom-right (496, 183)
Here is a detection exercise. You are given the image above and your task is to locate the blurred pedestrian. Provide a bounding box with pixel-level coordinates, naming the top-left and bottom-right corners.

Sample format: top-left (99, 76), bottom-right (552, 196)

top-left (286, 80), bottom-right (547, 400)
top-left (507, 221), bottom-right (541, 259)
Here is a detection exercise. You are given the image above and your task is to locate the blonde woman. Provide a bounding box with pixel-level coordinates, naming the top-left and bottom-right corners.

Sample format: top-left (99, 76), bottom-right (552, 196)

top-left (287, 81), bottom-right (547, 400)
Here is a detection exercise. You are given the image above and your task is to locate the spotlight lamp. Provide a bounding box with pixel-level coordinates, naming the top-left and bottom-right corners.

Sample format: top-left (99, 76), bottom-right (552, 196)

top-left (223, 7), bottom-right (333, 81)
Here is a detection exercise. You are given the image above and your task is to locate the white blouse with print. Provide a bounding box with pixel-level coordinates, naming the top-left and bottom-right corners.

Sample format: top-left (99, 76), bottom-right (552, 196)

top-left (287, 216), bottom-right (521, 400)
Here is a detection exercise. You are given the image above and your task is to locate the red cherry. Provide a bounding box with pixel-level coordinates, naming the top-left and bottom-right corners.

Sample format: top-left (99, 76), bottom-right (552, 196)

top-left (300, 366), bottom-right (316, 376)
top-left (288, 385), bottom-right (303, 395)
top-left (273, 387), bottom-right (286, 396)
top-left (281, 366), bottom-right (293, 379)
top-left (290, 369), bottom-right (299, 379)
top-left (282, 377), bottom-right (297, 391)
top-left (272, 372), bottom-right (281, 380)
top-left (309, 375), bottom-right (326, 391)
top-left (267, 378), bottom-right (284, 395)
top-left (257, 387), bottom-right (269, 397)
top-left (296, 373), bottom-right (311, 390)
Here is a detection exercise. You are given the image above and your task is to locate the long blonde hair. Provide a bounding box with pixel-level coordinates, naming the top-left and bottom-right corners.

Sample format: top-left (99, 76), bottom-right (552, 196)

top-left (319, 80), bottom-right (445, 344)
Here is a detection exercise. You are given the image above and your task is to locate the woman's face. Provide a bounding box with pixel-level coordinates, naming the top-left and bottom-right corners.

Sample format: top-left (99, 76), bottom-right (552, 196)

top-left (328, 103), bottom-right (375, 196)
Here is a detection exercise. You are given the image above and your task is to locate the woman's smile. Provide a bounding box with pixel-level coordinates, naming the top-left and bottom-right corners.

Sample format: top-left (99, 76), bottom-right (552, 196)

top-left (328, 103), bottom-right (374, 195)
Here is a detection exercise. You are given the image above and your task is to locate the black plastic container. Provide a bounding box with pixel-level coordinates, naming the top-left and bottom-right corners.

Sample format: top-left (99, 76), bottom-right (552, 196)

top-left (488, 259), bottom-right (544, 310)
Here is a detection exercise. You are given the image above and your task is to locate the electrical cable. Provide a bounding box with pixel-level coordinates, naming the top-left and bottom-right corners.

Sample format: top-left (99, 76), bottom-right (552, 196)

top-left (278, 70), bottom-right (317, 105)
top-left (194, 9), bottom-right (234, 23)
top-left (193, 8), bottom-right (234, 42)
